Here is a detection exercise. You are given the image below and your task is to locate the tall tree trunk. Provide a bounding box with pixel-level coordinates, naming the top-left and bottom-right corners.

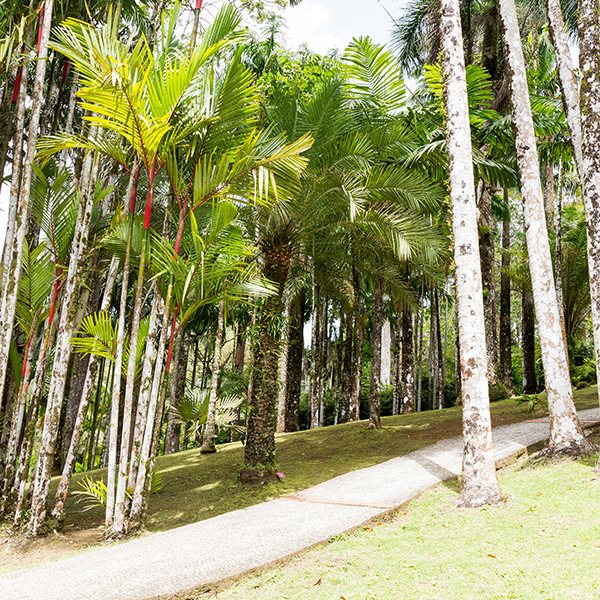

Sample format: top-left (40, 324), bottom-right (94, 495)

top-left (499, 0), bottom-right (592, 454)
top-left (572, 0), bottom-right (600, 415)
top-left (27, 148), bottom-right (97, 536)
top-left (478, 182), bottom-right (499, 384)
top-left (340, 312), bottom-right (353, 423)
top-left (276, 274), bottom-right (292, 433)
top-left (381, 317), bottom-right (391, 386)
top-left (164, 328), bottom-right (184, 454)
top-left (401, 306), bottom-right (415, 413)
top-left (240, 243), bottom-right (290, 484)
top-left (200, 301), bottom-right (225, 454)
top-left (391, 310), bottom-right (401, 415)
top-left (499, 200), bottom-right (514, 394)
top-left (128, 282), bottom-right (174, 530)
top-left (0, 0), bottom-right (55, 410)
top-left (350, 313), bottom-right (364, 421)
top-left (521, 289), bottom-right (537, 394)
top-left (416, 298), bottom-right (425, 411)
top-left (368, 278), bottom-right (383, 429)
top-left (441, 0), bottom-right (502, 507)
top-left (284, 289), bottom-right (304, 432)
top-left (309, 285), bottom-right (320, 429)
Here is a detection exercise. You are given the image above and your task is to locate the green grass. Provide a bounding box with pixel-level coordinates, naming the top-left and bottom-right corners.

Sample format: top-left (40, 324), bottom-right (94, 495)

top-left (199, 445), bottom-right (600, 600)
top-left (59, 386), bottom-right (600, 535)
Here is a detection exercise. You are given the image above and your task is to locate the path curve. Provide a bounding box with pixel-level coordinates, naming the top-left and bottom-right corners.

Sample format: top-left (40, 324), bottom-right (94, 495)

top-left (2, 408), bottom-right (598, 600)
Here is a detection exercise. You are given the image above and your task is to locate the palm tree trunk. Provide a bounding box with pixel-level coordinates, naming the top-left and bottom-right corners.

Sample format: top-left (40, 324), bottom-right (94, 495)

top-left (128, 282), bottom-right (174, 529)
top-left (27, 144), bottom-right (97, 536)
top-left (51, 257), bottom-right (120, 521)
top-left (478, 182), bottom-right (499, 384)
top-left (570, 0), bottom-right (600, 412)
top-left (309, 282), bottom-right (320, 429)
top-left (391, 309), bottom-right (401, 415)
top-left (499, 0), bottom-right (592, 454)
top-left (522, 289), bottom-right (537, 394)
top-left (200, 300), bottom-right (225, 453)
top-left (276, 275), bottom-right (293, 433)
top-left (368, 278), bottom-right (383, 429)
top-left (240, 243), bottom-right (290, 484)
top-left (284, 288), bottom-right (304, 432)
top-left (340, 312), bottom-right (353, 423)
top-left (499, 197), bottom-right (514, 394)
top-left (401, 306), bottom-right (416, 413)
top-left (0, 8), bottom-right (51, 402)
top-left (441, 0), bottom-right (502, 506)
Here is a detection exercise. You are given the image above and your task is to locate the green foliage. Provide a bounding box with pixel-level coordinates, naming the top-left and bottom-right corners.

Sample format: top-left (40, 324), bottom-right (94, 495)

top-left (74, 470), bottom-right (163, 512)
top-left (174, 387), bottom-right (245, 443)
top-left (513, 394), bottom-right (547, 412)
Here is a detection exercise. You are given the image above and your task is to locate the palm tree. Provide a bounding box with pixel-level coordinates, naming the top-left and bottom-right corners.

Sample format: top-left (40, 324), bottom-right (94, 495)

top-left (498, 0), bottom-right (593, 456)
top-left (440, 0), bottom-right (502, 507)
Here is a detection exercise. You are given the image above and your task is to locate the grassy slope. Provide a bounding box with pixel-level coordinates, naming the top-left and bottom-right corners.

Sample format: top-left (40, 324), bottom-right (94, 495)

top-left (1, 386), bottom-right (598, 572)
top-left (61, 386), bottom-right (599, 533)
top-left (209, 445), bottom-right (600, 600)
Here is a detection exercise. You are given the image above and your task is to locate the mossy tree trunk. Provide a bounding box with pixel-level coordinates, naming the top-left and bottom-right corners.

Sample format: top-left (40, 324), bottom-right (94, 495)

top-left (240, 241), bottom-right (291, 484)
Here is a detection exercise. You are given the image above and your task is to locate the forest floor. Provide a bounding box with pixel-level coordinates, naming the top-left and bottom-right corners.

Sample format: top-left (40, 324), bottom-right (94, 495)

top-left (1, 386), bottom-right (598, 574)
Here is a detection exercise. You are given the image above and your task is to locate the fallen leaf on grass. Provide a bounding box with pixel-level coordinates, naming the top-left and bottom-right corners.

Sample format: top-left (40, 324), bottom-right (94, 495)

top-left (487, 553), bottom-right (497, 558)
top-left (313, 578), bottom-right (322, 586)
top-left (403, 564), bottom-right (415, 568)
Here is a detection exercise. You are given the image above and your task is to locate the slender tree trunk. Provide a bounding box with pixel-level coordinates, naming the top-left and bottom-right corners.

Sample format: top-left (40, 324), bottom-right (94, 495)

top-left (478, 182), bottom-right (499, 384)
top-left (27, 148), bottom-right (97, 536)
top-left (164, 328), bottom-right (184, 454)
top-left (309, 285), bottom-right (320, 429)
top-left (0, 0), bottom-right (55, 408)
top-left (381, 317), bottom-right (391, 386)
top-left (416, 298), bottom-right (425, 411)
top-left (392, 310), bottom-right (401, 415)
top-left (368, 278), bottom-right (383, 429)
top-left (276, 274), bottom-right (292, 432)
top-left (200, 300), bottom-right (225, 453)
top-left (128, 283), bottom-right (173, 529)
top-left (499, 198), bottom-right (514, 394)
top-left (499, 0), bottom-right (592, 454)
top-left (340, 312), bottom-right (353, 423)
top-left (574, 0), bottom-right (600, 415)
top-left (401, 306), bottom-right (415, 413)
top-left (441, 0), bottom-right (503, 506)
top-left (284, 289), bottom-right (304, 432)
top-left (522, 289), bottom-right (537, 394)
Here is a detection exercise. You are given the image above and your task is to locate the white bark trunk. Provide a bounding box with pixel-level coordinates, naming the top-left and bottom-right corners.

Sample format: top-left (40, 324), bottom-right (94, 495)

top-left (128, 284), bottom-right (173, 529)
top-left (574, 0), bottom-right (600, 412)
top-left (499, 0), bottom-right (591, 453)
top-left (0, 1), bottom-right (54, 408)
top-left (51, 256), bottom-right (120, 521)
top-left (440, 0), bottom-right (502, 507)
top-left (27, 145), bottom-right (97, 536)
top-left (200, 300), bottom-right (225, 453)
top-left (381, 319), bottom-right (391, 385)
top-left (276, 277), bottom-right (292, 433)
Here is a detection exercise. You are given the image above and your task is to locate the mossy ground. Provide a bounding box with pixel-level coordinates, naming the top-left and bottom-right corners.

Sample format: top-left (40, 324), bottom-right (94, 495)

top-left (1, 386), bottom-right (598, 573)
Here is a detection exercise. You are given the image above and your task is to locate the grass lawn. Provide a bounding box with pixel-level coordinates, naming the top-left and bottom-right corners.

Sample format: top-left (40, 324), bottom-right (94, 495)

top-left (1, 386), bottom-right (598, 573)
top-left (205, 447), bottom-right (600, 600)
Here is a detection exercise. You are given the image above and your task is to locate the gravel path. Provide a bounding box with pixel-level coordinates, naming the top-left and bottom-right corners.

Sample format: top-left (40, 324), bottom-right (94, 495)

top-left (2, 408), bottom-right (598, 600)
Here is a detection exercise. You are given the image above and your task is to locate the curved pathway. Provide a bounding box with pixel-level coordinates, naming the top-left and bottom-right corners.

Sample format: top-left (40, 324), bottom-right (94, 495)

top-left (2, 408), bottom-right (599, 600)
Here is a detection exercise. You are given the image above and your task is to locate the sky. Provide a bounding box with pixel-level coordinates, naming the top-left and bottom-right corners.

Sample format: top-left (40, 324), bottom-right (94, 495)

top-left (281, 0), bottom-right (403, 54)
